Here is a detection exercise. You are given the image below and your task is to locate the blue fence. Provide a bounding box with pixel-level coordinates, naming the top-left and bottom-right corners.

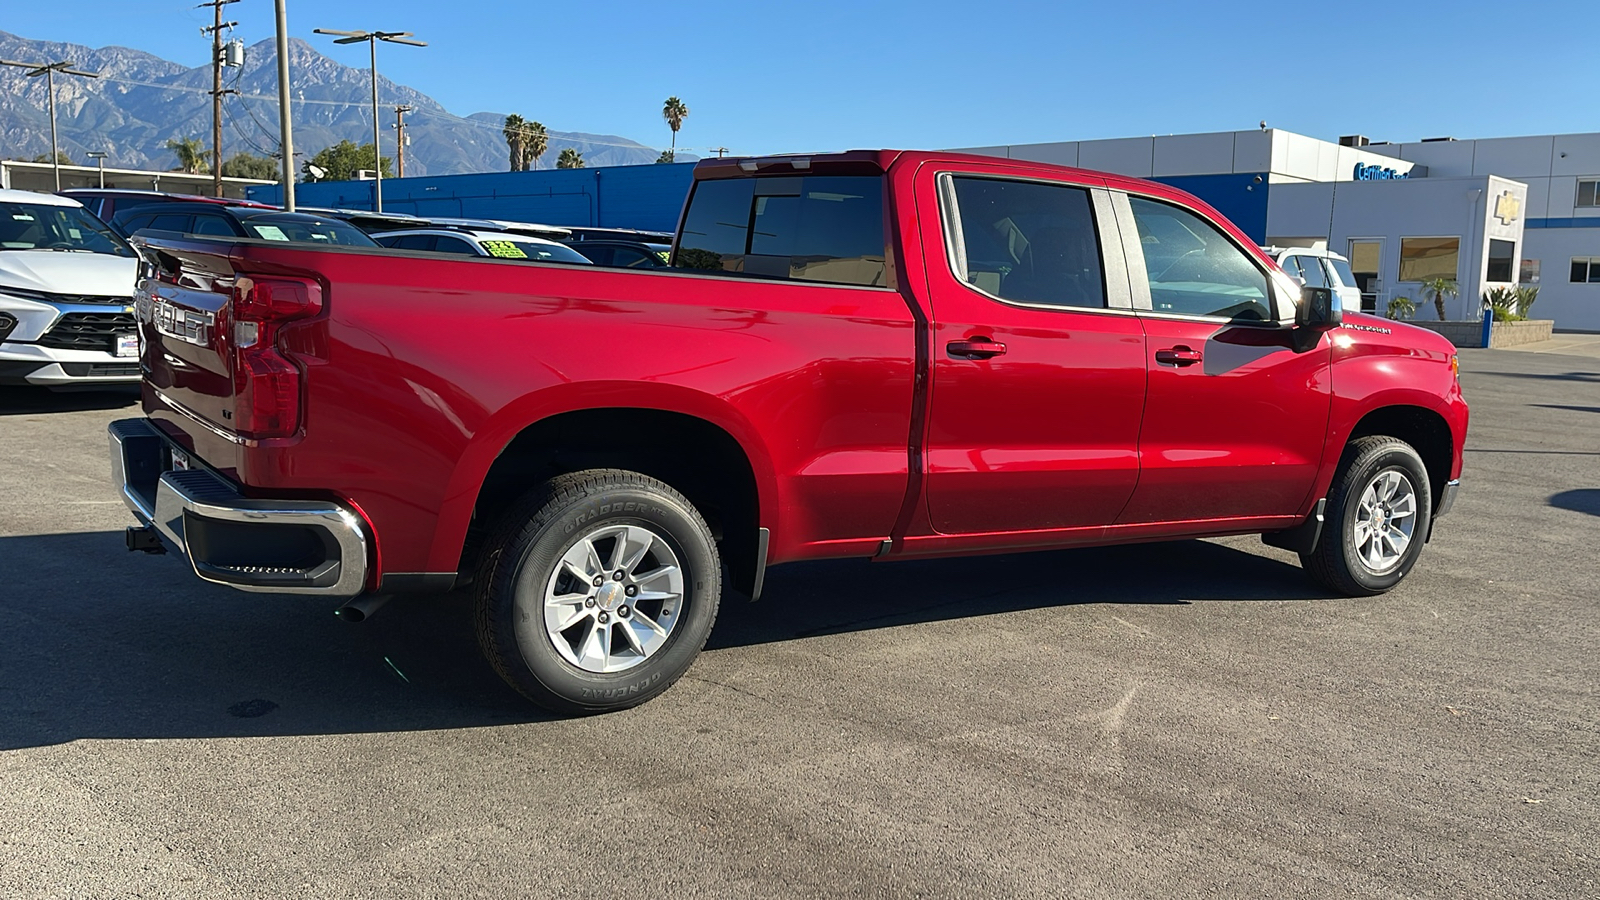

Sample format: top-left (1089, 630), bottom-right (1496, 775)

top-left (247, 160), bottom-right (1275, 244)
top-left (248, 162), bottom-right (697, 233)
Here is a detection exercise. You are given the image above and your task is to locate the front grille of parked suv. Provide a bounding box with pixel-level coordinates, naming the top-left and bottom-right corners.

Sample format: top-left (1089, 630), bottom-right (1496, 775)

top-left (38, 312), bottom-right (138, 353)
top-left (0, 286), bottom-right (131, 306)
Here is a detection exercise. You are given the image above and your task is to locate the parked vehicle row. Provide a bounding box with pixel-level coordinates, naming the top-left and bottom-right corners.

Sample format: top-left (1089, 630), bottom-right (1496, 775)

top-left (110, 150), bottom-right (1467, 716)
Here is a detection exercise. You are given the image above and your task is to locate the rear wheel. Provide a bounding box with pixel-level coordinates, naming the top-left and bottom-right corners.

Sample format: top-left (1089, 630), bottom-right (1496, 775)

top-left (474, 469), bottom-right (721, 713)
top-left (1301, 436), bottom-right (1433, 596)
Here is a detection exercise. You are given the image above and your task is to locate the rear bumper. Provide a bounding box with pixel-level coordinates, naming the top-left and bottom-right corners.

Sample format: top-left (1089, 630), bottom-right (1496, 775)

top-left (108, 418), bottom-right (369, 596)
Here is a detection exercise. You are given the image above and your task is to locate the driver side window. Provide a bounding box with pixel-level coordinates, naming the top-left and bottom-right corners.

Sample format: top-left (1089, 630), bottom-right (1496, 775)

top-left (1128, 196), bottom-right (1272, 321)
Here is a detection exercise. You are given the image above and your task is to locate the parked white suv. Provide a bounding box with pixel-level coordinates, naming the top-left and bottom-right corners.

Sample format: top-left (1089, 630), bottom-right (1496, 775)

top-left (1261, 246), bottom-right (1365, 313)
top-left (0, 190), bottom-right (140, 388)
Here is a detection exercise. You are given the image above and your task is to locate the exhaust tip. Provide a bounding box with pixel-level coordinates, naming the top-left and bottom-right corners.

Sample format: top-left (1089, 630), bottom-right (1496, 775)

top-left (335, 594), bottom-right (390, 624)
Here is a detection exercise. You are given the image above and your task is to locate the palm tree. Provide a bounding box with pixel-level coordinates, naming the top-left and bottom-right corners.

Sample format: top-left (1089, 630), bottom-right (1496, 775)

top-left (165, 137), bottom-right (208, 175)
top-left (527, 122), bottom-right (548, 171)
top-left (556, 147), bottom-right (584, 169)
top-left (503, 114), bottom-right (527, 171)
top-left (1419, 277), bottom-right (1459, 321)
top-left (662, 97), bottom-right (689, 157)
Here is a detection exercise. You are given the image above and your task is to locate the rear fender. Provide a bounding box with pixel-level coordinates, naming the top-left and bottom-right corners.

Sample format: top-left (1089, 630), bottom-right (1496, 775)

top-left (427, 381), bottom-right (778, 574)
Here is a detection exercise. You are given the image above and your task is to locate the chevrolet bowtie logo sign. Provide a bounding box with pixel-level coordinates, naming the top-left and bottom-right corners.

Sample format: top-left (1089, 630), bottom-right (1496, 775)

top-left (1494, 191), bottom-right (1521, 226)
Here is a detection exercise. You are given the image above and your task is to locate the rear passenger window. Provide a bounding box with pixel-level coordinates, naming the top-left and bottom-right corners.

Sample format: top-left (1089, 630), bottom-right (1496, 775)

top-left (1128, 197), bottom-right (1273, 321)
top-left (148, 213), bottom-right (192, 233)
top-left (944, 176), bottom-right (1106, 309)
top-left (675, 175), bottom-right (887, 287)
top-left (191, 215), bottom-right (235, 237)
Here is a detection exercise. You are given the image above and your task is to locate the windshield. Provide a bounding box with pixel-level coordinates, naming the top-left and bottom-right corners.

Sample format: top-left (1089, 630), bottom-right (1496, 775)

top-left (480, 237), bottom-right (591, 264)
top-left (1327, 257), bottom-right (1358, 287)
top-left (237, 214), bottom-right (378, 247)
top-left (0, 201), bottom-right (135, 257)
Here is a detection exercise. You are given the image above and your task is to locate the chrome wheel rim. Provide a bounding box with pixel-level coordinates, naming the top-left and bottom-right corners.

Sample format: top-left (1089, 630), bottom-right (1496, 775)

top-left (541, 524), bottom-right (684, 673)
top-left (1352, 468), bottom-right (1417, 575)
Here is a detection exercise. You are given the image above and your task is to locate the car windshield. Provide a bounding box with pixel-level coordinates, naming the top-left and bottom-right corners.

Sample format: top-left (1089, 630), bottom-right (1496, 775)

top-left (1327, 257), bottom-right (1358, 287)
top-left (0, 201), bottom-right (135, 257)
top-left (237, 213), bottom-right (378, 247)
top-left (478, 237), bottom-right (591, 264)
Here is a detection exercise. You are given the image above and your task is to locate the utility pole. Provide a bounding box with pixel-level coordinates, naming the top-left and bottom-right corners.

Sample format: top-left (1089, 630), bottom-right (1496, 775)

top-left (274, 0), bottom-right (295, 210)
top-left (0, 58), bottom-right (100, 191)
top-left (393, 104), bottom-right (412, 178)
top-left (199, 0), bottom-right (240, 197)
top-left (314, 29), bottom-right (426, 213)
top-left (713, 147), bottom-right (729, 159)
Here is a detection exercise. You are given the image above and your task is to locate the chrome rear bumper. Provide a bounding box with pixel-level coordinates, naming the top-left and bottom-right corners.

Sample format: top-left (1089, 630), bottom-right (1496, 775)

top-left (108, 418), bottom-right (369, 596)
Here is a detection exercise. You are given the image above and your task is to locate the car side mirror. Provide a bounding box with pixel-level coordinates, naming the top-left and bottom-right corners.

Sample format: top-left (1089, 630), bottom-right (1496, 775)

top-left (1296, 285), bottom-right (1342, 332)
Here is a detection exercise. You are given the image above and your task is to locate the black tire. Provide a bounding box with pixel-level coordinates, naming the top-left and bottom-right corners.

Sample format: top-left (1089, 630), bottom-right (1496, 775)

top-left (1301, 436), bottom-right (1433, 596)
top-left (474, 469), bottom-right (721, 714)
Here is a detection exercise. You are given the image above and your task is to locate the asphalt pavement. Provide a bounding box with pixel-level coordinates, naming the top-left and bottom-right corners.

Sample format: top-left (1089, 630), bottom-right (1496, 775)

top-left (0, 349), bottom-right (1595, 899)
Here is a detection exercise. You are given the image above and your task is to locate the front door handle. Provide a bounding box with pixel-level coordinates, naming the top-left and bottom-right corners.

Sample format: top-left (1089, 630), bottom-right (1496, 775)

top-left (947, 338), bottom-right (1008, 360)
top-left (1155, 346), bottom-right (1203, 367)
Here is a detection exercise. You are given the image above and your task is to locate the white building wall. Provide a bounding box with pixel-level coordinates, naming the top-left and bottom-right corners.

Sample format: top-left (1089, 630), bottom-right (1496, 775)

top-left (1524, 230), bottom-right (1600, 331)
top-left (1267, 176), bottom-right (1526, 321)
top-left (1369, 133), bottom-right (1600, 331)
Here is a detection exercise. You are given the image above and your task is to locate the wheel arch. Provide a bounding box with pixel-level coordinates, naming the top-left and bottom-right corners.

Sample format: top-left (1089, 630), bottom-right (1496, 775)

top-left (1341, 404), bottom-right (1455, 510)
top-left (434, 383), bottom-right (775, 597)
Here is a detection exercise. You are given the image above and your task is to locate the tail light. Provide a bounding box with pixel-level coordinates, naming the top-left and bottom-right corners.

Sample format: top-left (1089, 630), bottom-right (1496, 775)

top-left (230, 276), bottom-right (323, 440)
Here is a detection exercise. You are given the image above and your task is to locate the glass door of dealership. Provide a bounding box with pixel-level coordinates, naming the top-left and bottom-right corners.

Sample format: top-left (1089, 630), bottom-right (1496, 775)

top-left (1348, 239), bottom-right (1382, 313)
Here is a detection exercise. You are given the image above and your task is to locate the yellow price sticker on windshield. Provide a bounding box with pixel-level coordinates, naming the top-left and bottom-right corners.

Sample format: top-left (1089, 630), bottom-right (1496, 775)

top-left (480, 240), bottom-right (528, 259)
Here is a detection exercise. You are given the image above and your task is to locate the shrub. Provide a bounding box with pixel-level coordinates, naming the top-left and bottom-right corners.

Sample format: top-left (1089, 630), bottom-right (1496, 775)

top-left (1514, 285), bottom-right (1539, 317)
top-left (1483, 286), bottom-right (1524, 322)
top-left (1385, 295), bottom-right (1417, 320)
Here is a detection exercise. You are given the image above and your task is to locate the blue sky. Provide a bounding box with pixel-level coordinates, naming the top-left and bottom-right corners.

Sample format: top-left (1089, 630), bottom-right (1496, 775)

top-left (7, 0), bottom-right (1596, 156)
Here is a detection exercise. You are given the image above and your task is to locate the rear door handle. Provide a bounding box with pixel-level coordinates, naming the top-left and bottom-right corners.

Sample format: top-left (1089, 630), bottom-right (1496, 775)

top-left (947, 338), bottom-right (1008, 360)
top-left (1155, 346), bottom-right (1203, 367)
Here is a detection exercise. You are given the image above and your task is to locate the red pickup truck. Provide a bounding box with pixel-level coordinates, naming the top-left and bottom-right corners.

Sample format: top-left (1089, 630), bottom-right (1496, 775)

top-left (111, 150), bottom-right (1467, 713)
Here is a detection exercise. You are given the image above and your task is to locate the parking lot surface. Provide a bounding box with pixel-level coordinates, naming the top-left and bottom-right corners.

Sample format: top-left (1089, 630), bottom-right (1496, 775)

top-left (1, 349), bottom-right (1595, 899)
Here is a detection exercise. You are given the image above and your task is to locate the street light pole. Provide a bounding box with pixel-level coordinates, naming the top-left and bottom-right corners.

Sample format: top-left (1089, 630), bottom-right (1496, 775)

top-left (314, 29), bottom-right (426, 213)
top-left (86, 150), bottom-right (108, 188)
top-left (274, 0), bottom-right (295, 210)
top-left (0, 58), bottom-right (100, 191)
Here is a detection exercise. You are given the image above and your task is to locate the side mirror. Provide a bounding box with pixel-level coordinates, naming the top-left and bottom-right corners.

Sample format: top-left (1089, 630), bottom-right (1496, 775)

top-left (1296, 285), bottom-right (1342, 331)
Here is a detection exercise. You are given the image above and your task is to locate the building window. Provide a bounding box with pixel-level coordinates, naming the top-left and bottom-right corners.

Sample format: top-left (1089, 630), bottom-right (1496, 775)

top-left (1398, 237), bottom-right (1461, 282)
top-left (1520, 259), bottom-right (1541, 284)
top-left (1486, 239), bottom-right (1516, 283)
top-left (1577, 180), bottom-right (1600, 208)
top-left (1571, 258), bottom-right (1600, 284)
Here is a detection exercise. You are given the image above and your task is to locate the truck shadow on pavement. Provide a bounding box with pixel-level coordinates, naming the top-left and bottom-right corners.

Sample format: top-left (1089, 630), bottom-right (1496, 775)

top-left (1549, 489), bottom-right (1600, 517)
top-left (0, 531), bottom-right (1324, 749)
top-left (0, 386), bottom-right (140, 416)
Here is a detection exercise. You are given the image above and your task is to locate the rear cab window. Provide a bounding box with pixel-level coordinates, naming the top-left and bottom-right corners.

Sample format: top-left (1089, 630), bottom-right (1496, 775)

top-left (675, 174), bottom-right (888, 287)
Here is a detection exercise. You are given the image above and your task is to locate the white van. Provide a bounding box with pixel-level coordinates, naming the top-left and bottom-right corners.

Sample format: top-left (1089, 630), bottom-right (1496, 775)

top-left (1261, 246), bottom-right (1366, 314)
top-left (0, 190), bottom-right (140, 388)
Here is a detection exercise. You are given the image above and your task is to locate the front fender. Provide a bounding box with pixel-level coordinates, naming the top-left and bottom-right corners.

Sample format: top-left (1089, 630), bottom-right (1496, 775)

top-left (1313, 330), bottom-right (1467, 505)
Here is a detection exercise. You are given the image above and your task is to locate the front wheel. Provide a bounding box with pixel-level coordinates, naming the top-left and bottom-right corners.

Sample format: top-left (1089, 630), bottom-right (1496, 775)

top-left (474, 469), bottom-right (721, 713)
top-left (1301, 436), bottom-right (1433, 596)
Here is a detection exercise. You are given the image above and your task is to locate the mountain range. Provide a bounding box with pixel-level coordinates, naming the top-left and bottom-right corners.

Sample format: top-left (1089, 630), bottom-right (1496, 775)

top-left (0, 30), bottom-right (684, 178)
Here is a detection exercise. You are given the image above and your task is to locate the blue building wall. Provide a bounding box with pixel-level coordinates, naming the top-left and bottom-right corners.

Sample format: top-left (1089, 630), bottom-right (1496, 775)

top-left (1149, 173), bottom-right (1271, 244)
top-left (248, 162), bottom-right (697, 233)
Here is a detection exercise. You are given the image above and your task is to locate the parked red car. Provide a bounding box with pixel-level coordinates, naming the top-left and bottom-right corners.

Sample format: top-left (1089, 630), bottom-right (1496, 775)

top-left (111, 150), bottom-right (1467, 713)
